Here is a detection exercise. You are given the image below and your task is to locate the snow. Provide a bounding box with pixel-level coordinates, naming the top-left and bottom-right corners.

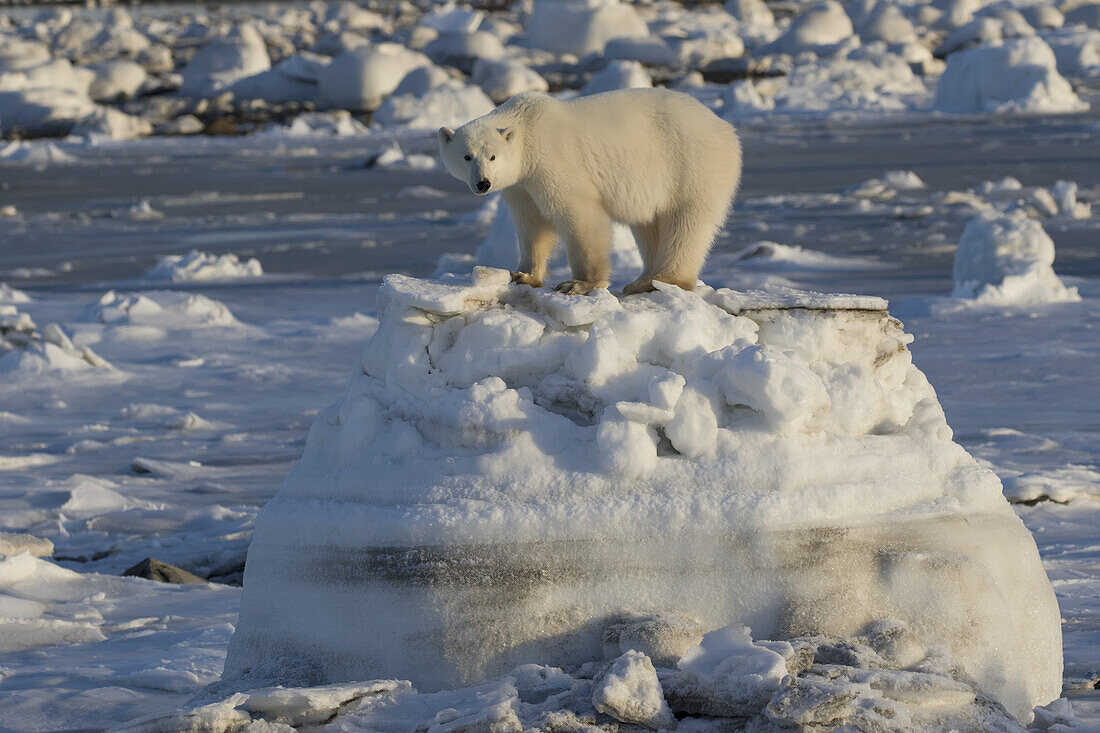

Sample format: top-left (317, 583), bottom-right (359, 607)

top-left (424, 30), bottom-right (506, 72)
top-left (951, 211), bottom-right (1081, 305)
top-left (317, 44), bottom-right (430, 111)
top-left (525, 0), bottom-right (649, 57)
top-left (0, 0), bottom-right (1096, 139)
top-left (470, 59), bottom-right (549, 104)
top-left (765, 0), bottom-right (856, 55)
top-left (87, 60), bottom-right (147, 103)
top-left (581, 60), bottom-right (652, 95)
top-left (592, 651), bottom-right (676, 728)
top-left (672, 625), bottom-right (789, 716)
top-left (0, 5), bottom-right (1098, 729)
top-left (138, 251), bottom-right (264, 283)
top-left (227, 269), bottom-right (1060, 722)
top-left (372, 82), bottom-right (494, 130)
top-left (180, 24), bottom-right (271, 98)
top-left (0, 282), bottom-right (31, 303)
top-left (934, 37), bottom-right (1088, 115)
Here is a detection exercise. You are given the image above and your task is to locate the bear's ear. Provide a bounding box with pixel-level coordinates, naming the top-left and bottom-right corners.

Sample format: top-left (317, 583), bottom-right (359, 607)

top-left (498, 127), bottom-right (515, 142)
top-left (438, 127), bottom-right (455, 145)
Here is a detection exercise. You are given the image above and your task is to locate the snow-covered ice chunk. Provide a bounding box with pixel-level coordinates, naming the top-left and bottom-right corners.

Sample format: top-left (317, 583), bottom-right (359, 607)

top-left (86, 60), bottom-right (146, 102)
top-left (420, 3), bottom-right (484, 34)
top-left (317, 44), bottom-right (430, 111)
top-left (226, 272), bottom-right (1061, 721)
top-left (424, 30), bottom-right (505, 72)
top-left (138, 250), bottom-right (263, 283)
top-left (934, 37), bottom-right (1088, 115)
top-left (0, 305), bottom-right (111, 375)
top-left (471, 59), bottom-right (548, 104)
top-left (269, 110), bottom-right (368, 138)
top-left (0, 282), bottom-right (30, 304)
top-left (80, 290), bottom-right (243, 330)
top-left (581, 60), bottom-right (652, 95)
top-left (669, 625), bottom-right (789, 717)
top-left (0, 88), bottom-right (98, 138)
top-left (766, 0), bottom-right (855, 55)
top-left (592, 651), bottom-right (675, 728)
top-left (180, 24), bottom-right (271, 98)
top-left (951, 210), bottom-right (1080, 305)
top-left (372, 82), bottom-right (494, 130)
top-left (882, 170), bottom-right (926, 190)
top-left (526, 0), bottom-right (649, 57)
top-left (858, 3), bottom-right (918, 44)
top-left (365, 141), bottom-right (437, 171)
top-left (767, 47), bottom-right (927, 114)
top-left (0, 532), bottom-right (53, 558)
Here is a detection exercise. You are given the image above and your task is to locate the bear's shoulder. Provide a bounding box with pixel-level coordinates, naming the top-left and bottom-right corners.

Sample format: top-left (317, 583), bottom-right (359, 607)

top-left (498, 91), bottom-right (554, 118)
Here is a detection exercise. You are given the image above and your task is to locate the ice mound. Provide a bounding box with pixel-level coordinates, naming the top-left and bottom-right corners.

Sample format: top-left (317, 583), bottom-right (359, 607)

top-left (934, 37), bottom-right (1088, 114)
top-left (471, 58), bottom-right (549, 104)
top-left (226, 270), bottom-right (1060, 721)
top-left (0, 282), bottom-right (30, 303)
top-left (80, 290), bottom-right (242, 330)
top-left (765, 0), bottom-right (855, 55)
top-left (0, 140), bottom-right (78, 166)
top-left (0, 305), bottom-right (110, 375)
top-left (267, 110), bottom-right (368, 137)
top-left (951, 210), bottom-right (1081, 305)
top-left (526, 0), bottom-right (649, 57)
top-left (373, 82), bottom-right (494, 130)
top-left (180, 24), bottom-right (271, 98)
top-left (581, 60), bottom-right (652, 95)
top-left (0, 554), bottom-right (107, 653)
top-left (317, 43), bottom-right (430, 111)
top-left (139, 250), bottom-right (263, 283)
top-left (766, 48), bottom-right (928, 114)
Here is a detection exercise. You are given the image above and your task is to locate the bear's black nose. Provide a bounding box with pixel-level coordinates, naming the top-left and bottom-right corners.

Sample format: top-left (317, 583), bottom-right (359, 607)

top-left (476, 179), bottom-right (491, 193)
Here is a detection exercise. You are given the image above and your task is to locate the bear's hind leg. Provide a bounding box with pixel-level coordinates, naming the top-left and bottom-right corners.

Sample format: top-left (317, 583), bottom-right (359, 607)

top-left (626, 208), bottom-right (721, 294)
top-left (554, 201), bottom-right (612, 295)
top-left (624, 219), bottom-right (663, 295)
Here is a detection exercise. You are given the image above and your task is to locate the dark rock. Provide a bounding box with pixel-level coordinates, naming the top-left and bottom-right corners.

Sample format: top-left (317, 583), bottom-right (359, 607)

top-left (122, 557), bottom-right (207, 584)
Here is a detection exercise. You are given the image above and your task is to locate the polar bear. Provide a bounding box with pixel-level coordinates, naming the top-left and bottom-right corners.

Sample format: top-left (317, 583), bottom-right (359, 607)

top-left (439, 89), bottom-right (741, 295)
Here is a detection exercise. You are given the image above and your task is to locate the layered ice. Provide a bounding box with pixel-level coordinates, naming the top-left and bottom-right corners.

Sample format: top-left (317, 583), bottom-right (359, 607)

top-left (226, 270), bottom-right (1062, 721)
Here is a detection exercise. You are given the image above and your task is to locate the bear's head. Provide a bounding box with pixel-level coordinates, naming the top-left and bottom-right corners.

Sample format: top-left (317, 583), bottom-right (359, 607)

top-left (438, 122), bottom-right (521, 196)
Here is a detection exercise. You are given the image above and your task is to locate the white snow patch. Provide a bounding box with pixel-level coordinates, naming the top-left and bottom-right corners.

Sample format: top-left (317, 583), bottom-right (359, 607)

top-left (526, 0), bottom-right (649, 57)
top-left (934, 37), bottom-right (1088, 115)
top-left (138, 251), bottom-right (263, 283)
top-left (951, 210), bottom-right (1081, 305)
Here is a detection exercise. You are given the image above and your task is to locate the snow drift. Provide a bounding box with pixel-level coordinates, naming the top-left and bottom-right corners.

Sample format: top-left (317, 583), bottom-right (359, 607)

top-left (225, 270), bottom-right (1061, 722)
top-left (952, 210), bottom-right (1080, 305)
top-left (934, 37), bottom-right (1087, 114)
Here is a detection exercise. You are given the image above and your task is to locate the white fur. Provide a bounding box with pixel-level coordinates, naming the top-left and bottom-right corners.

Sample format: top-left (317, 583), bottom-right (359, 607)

top-left (439, 89), bottom-right (742, 294)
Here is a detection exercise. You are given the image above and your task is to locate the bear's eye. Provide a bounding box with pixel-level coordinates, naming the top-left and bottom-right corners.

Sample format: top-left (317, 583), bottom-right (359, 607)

top-left (464, 155), bottom-right (471, 161)
top-left (490, 155), bottom-right (496, 161)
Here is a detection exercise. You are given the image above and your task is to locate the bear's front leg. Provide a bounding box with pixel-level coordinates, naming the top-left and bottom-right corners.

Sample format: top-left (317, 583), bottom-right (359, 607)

top-left (511, 271), bottom-right (542, 287)
top-left (504, 188), bottom-right (556, 290)
top-left (555, 201), bottom-right (612, 296)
